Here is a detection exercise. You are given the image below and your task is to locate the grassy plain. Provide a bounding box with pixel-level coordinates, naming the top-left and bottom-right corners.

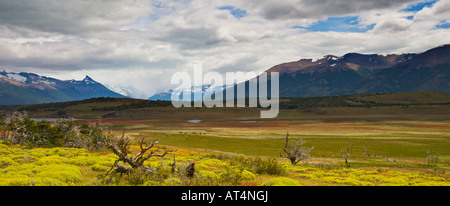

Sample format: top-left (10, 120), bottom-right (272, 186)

top-left (103, 117), bottom-right (450, 170)
top-left (1, 91), bottom-right (449, 186)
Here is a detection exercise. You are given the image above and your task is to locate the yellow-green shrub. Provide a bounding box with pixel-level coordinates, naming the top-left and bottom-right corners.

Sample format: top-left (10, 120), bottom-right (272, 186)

top-left (0, 177), bottom-right (31, 186)
top-left (198, 170), bottom-right (219, 182)
top-left (295, 174), bottom-right (316, 179)
top-left (143, 180), bottom-right (158, 186)
top-left (31, 177), bottom-right (66, 186)
top-left (36, 165), bottom-right (82, 184)
top-left (35, 155), bottom-right (66, 165)
top-left (310, 170), bottom-right (326, 179)
top-left (91, 163), bottom-right (110, 172)
top-left (28, 148), bottom-right (49, 158)
top-left (356, 174), bottom-right (387, 182)
top-left (195, 163), bottom-right (210, 171)
top-left (411, 181), bottom-right (450, 186)
top-left (319, 177), bottom-right (373, 186)
top-left (10, 154), bottom-right (34, 164)
top-left (50, 148), bottom-right (87, 158)
top-left (0, 156), bottom-right (19, 168)
top-left (261, 177), bottom-right (302, 186)
top-left (380, 177), bottom-right (409, 186)
top-left (163, 177), bottom-right (182, 186)
top-left (427, 176), bottom-right (446, 182)
top-left (0, 164), bottom-right (40, 177)
top-left (240, 170), bottom-right (256, 181)
top-left (198, 158), bottom-right (227, 168)
top-left (143, 161), bottom-right (160, 169)
top-left (288, 166), bottom-right (317, 173)
top-left (217, 166), bottom-right (243, 183)
top-left (66, 155), bottom-right (101, 166)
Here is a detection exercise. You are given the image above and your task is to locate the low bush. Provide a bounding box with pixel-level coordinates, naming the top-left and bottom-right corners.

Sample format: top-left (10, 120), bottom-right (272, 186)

top-left (241, 169), bottom-right (256, 181)
top-left (197, 170), bottom-right (219, 185)
top-left (35, 155), bottom-right (66, 165)
top-left (0, 113), bottom-right (110, 150)
top-left (229, 156), bottom-right (286, 176)
top-left (261, 177), bottom-right (301, 186)
top-left (91, 163), bottom-right (110, 172)
top-left (0, 156), bottom-right (19, 168)
top-left (163, 177), bottom-right (182, 186)
top-left (36, 164), bottom-right (82, 184)
top-left (0, 177), bottom-right (32, 186)
top-left (31, 177), bottom-right (66, 186)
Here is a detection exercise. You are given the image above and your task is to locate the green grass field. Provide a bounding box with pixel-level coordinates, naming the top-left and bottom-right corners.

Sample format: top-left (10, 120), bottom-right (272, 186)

top-left (107, 118), bottom-right (450, 171)
top-left (1, 91), bottom-right (449, 186)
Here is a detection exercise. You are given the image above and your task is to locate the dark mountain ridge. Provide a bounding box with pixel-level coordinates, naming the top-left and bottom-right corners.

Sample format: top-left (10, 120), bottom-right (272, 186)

top-left (0, 72), bottom-right (126, 105)
top-left (242, 44), bottom-right (450, 98)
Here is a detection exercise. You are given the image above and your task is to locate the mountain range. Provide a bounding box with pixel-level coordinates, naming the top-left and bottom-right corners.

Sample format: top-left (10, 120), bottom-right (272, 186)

top-left (0, 44), bottom-right (448, 105)
top-left (0, 72), bottom-right (125, 105)
top-left (148, 84), bottom-right (233, 101)
top-left (149, 44), bottom-right (449, 101)
top-left (221, 44), bottom-right (449, 99)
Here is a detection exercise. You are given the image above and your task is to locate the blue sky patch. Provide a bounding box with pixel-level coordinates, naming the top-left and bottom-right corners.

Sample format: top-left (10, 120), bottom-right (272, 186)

top-left (401, 0), bottom-right (438, 12)
top-left (218, 6), bottom-right (247, 19)
top-left (436, 20), bottom-right (450, 29)
top-left (294, 16), bottom-right (375, 33)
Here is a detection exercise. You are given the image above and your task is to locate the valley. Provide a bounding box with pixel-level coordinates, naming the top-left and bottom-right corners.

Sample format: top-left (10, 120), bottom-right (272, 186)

top-left (1, 91), bottom-right (449, 186)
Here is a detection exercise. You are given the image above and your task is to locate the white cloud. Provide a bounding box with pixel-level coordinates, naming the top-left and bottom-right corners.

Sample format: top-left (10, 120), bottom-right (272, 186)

top-left (0, 0), bottom-right (153, 35)
top-left (415, 0), bottom-right (450, 20)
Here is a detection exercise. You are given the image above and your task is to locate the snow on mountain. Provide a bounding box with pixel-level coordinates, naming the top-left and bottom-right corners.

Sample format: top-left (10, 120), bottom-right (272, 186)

top-left (149, 83), bottom-right (234, 101)
top-left (0, 71), bottom-right (59, 87)
top-left (2, 71), bottom-right (55, 83)
top-left (5, 73), bottom-right (27, 83)
top-left (82, 75), bottom-right (97, 85)
top-left (34, 79), bottom-right (56, 86)
top-left (105, 84), bottom-right (147, 99)
top-left (0, 71), bottom-right (126, 105)
top-left (262, 44), bottom-right (450, 97)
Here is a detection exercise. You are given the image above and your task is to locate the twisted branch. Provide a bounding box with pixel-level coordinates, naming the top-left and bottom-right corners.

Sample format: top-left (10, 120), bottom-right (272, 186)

top-left (106, 133), bottom-right (176, 175)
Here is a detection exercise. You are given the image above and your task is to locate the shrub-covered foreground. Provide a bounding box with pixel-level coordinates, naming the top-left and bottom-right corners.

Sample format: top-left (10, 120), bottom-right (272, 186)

top-left (1, 141), bottom-right (449, 186)
top-left (0, 112), bottom-right (108, 150)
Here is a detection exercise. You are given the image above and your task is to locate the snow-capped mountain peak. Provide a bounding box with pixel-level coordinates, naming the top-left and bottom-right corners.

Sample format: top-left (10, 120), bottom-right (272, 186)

top-left (0, 70), bottom-right (126, 105)
top-left (148, 83), bottom-right (235, 101)
top-left (105, 84), bottom-right (147, 99)
top-left (82, 75), bottom-right (98, 84)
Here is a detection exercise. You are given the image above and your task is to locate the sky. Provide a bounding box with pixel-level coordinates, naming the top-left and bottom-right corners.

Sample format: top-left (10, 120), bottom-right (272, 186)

top-left (0, 0), bottom-right (449, 98)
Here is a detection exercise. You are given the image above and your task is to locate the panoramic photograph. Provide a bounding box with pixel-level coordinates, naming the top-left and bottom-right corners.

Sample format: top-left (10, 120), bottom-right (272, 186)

top-left (0, 0), bottom-right (449, 203)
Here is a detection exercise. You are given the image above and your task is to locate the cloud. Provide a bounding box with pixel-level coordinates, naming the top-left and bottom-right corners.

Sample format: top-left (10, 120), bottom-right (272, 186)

top-left (239, 0), bottom-right (416, 20)
top-left (415, 0), bottom-right (450, 21)
top-left (0, 0), bottom-right (153, 35)
top-left (372, 17), bottom-right (414, 33)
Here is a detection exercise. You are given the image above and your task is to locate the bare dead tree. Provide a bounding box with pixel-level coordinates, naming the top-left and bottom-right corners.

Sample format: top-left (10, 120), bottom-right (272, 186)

top-left (435, 152), bottom-right (439, 167)
top-left (168, 155), bottom-right (196, 178)
top-left (341, 140), bottom-right (352, 168)
top-left (185, 163), bottom-right (196, 178)
top-left (106, 132), bottom-right (176, 175)
top-left (425, 151), bottom-right (439, 169)
top-left (280, 132), bottom-right (313, 165)
top-left (364, 144), bottom-right (371, 158)
top-left (169, 154), bottom-right (177, 173)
